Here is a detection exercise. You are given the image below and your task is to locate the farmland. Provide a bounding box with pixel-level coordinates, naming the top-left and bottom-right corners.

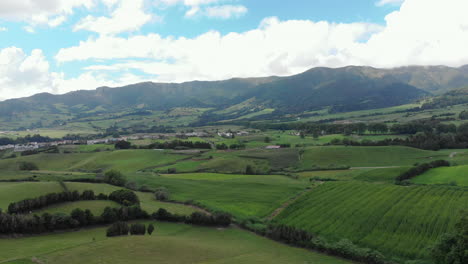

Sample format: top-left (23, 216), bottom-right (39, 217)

top-left (0, 222), bottom-right (351, 264)
top-left (274, 181), bottom-right (468, 259)
top-left (411, 165), bottom-right (468, 186)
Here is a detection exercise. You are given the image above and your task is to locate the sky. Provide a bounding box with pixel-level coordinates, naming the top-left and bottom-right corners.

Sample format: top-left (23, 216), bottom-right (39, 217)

top-left (0, 0), bottom-right (468, 100)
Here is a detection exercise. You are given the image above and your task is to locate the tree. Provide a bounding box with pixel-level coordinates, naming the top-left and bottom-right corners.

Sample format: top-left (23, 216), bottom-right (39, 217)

top-left (19, 161), bottom-right (38, 171)
top-left (104, 170), bottom-right (127, 186)
top-left (115, 140), bottom-right (132, 149)
top-left (106, 221), bottom-right (129, 237)
top-left (130, 223), bottom-right (146, 235)
top-left (147, 223), bottom-right (155, 235)
top-left (264, 137), bottom-right (271, 143)
top-left (245, 165), bottom-right (255, 175)
top-left (431, 213), bottom-right (467, 264)
top-left (109, 189), bottom-right (140, 206)
top-left (154, 187), bottom-right (170, 201)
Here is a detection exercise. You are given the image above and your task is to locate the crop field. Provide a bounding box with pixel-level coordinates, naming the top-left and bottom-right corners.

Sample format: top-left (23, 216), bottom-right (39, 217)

top-left (0, 150), bottom-right (190, 173)
top-left (125, 173), bottom-right (306, 220)
top-left (298, 146), bottom-right (447, 169)
top-left (0, 222), bottom-right (351, 264)
top-left (0, 182), bottom-right (65, 210)
top-left (274, 181), bottom-right (468, 259)
top-left (34, 200), bottom-right (120, 215)
top-left (411, 165), bottom-right (468, 186)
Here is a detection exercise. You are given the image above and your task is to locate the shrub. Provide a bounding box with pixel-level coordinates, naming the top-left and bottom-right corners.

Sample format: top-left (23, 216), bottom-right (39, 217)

top-left (106, 222), bottom-right (129, 237)
top-left (109, 189), bottom-right (140, 206)
top-left (154, 187), bottom-right (170, 201)
top-left (130, 223), bottom-right (146, 235)
top-left (18, 161), bottom-right (39, 171)
top-left (147, 223), bottom-right (155, 235)
top-left (103, 170), bottom-right (127, 186)
top-left (115, 140), bottom-right (132, 149)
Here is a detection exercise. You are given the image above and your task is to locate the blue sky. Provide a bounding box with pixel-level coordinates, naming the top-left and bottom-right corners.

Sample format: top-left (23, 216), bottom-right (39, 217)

top-left (0, 0), bottom-right (467, 100)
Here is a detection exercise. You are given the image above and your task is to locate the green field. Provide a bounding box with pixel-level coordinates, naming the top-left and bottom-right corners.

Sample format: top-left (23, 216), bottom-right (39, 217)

top-left (411, 165), bottom-right (468, 186)
top-left (0, 222), bottom-right (351, 264)
top-left (0, 182), bottom-right (65, 210)
top-left (298, 146), bottom-right (446, 169)
top-left (274, 181), bottom-right (468, 259)
top-left (64, 182), bottom-right (201, 215)
top-left (34, 200), bottom-right (120, 215)
top-left (125, 173), bottom-right (306, 220)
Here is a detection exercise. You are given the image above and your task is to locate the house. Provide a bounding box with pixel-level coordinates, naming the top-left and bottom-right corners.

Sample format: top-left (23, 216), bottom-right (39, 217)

top-left (265, 145), bottom-right (281, 149)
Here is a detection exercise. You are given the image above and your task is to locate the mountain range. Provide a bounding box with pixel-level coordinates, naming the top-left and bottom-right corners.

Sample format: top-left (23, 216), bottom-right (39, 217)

top-left (2, 64), bottom-right (468, 129)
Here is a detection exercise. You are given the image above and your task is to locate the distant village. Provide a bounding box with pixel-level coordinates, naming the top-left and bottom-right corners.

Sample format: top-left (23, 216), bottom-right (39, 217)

top-left (0, 130), bottom-right (252, 152)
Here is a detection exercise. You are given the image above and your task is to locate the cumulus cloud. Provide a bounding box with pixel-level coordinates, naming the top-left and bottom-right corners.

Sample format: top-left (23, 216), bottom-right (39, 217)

top-left (57, 17), bottom-right (381, 82)
top-left (0, 46), bottom-right (149, 100)
top-left (355, 0), bottom-right (468, 67)
top-left (0, 27), bottom-right (7, 32)
top-left (0, 47), bottom-right (55, 99)
top-left (205, 5), bottom-right (247, 19)
top-left (156, 0), bottom-right (246, 19)
top-left (74, 0), bottom-right (152, 35)
top-left (0, 0), bottom-right (94, 27)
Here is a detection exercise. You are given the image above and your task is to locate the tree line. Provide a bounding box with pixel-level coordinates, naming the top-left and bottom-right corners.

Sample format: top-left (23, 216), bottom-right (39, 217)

top-left (395, 160), bottom-right (451, 184)
top-left (7, 189), bottom-right (137, 214)
top-left (152, 208), bottom-right (231, 227)
top-left (145, 140), bottom-right (211, 150)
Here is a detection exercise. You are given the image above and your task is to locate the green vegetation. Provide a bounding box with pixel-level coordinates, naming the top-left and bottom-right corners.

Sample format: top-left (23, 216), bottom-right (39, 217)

top-left (411, 165), bottom-right (468, 186)
top-left (274, 181), bottom-right (468, 259)
top-left (0, 222), bottom-right (351, 264)
top-left (0, 182), bottom-right (64, 210)
top-left (35, 200), bottom-right (120, 215)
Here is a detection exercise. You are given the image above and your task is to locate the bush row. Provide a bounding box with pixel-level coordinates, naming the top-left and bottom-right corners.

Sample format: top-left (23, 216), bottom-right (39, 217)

top-left (152, 208), bottom-right (231, 227)
top-left (395, 160), bottom-right (450, 183)
top-left (7, 189), bottom-right (138, 214)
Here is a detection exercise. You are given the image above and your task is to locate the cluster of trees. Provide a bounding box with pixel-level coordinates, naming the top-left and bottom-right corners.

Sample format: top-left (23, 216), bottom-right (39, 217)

top-left (107, 222), bottom-right (154, 237)
top-left (7, 189), bottom-right (138, 215)
top-left (0, 134), bottom-right (55, 146)
top-left (154, 187), bottom-right (170, 201)
top-left (460, 111), bottom-right (468, 120)
top-left (396, 160), bottom-right (450, 184)
top-left (115, 140), bottom-right (132, 149)
top-left (108, 189), bottom-right (140, 206)
top-left (8, 190), bottom-right (101, 214)
top-left (103, 170), bottom-right (127, 187)
top-left (0, 204), bottom-right (149, 235)
top-left (431, 214), bottom-right (467, 264)
top-left (146, 140), bottom-right (211, 150)
top-left (254, 119), bottom-right (468, 137)
top-left (152, 208), bottom-right (231, 227)
top-left (215, 143), bottom-right (246, 150)
top-left (18, 161), bottom-right (39, 171)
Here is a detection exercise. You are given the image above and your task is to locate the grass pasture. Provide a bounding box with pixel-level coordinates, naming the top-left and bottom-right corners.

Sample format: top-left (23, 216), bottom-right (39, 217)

top-left (64, 182), bottom-right (200, 216)
top-left (34, 200), bottom-right (120, 215)
top-left (126, 173), bottom-right (306, 220)
top-left (0, 182), bottom-right (65, 211)
top-left (298, 146), bottom-right (446, 169)
top-left (0, 222), bottom-right (351, 264)
top-left (411, 165), bottom-right (468, 186)
top-left (274, 181), bottom-right (468, 259)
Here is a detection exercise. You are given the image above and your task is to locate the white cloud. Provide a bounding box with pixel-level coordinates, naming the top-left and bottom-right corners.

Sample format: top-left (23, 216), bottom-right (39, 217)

top-left (0, 47), bottom-right (55, 99)
top-left (0, 0), bottom-right (94, 27)
top-left (0, 27), bottom-right (7, 32)
top-left (156, 0), bottom-right (245, 19)
top-left (354, 0), bottom-right (468, 67)
top-left (74, 0), bottom-right (152, 35)
top-left (376, 0), bottom-right (404, 6)
top-left (57, 18), bottom-right (381, 82)
top-left (205, 5), bottom-right (247, 19)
